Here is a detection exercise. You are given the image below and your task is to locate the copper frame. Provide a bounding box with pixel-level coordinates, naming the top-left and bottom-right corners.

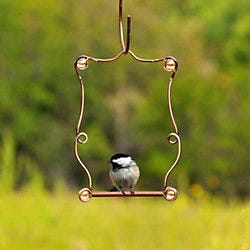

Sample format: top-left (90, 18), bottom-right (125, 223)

top-left (74, 0), bottom-right (181, 202)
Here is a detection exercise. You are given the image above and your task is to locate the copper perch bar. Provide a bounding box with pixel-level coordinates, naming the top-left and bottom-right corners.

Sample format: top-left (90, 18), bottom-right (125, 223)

top-left (79, 187), bottom-right (178, 202)
top-left (74, 0), bottom-right (181, 204)
top-left (92, 191), bottom-right (164, 197)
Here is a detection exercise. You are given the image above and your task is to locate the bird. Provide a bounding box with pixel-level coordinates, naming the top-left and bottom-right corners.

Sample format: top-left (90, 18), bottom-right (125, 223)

top-left (108, 153), bottom-right (140, 195)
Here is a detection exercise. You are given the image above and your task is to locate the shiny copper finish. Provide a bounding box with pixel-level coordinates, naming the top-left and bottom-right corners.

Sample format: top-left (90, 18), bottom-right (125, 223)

top-left (78, 189), bottom-right (178, 202)
top-left (93, 191), bottom-right (164, 197)
top-left (74, 0), bottom-right (181, 203)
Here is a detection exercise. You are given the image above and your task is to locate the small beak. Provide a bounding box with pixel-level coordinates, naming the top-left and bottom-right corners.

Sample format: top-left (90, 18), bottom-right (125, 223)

top-left (107, 160), bottom-right (111, 164)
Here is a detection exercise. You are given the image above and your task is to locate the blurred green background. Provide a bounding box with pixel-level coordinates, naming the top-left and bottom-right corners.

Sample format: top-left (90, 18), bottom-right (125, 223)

top-left (0, 0), bottom-right (249, 196)
top-left (0, 0), bottom-right (249, 249)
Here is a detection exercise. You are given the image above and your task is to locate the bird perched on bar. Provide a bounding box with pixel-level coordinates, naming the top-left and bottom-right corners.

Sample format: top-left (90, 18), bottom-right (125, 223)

top-left (108, 153), bottom-right (140, 195)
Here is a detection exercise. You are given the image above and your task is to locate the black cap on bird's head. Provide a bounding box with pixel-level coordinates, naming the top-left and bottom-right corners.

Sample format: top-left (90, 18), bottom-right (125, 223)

top-left (109, 153), bottom-right (130, 161)
top-left (108, 153), bottom-right (133, 170)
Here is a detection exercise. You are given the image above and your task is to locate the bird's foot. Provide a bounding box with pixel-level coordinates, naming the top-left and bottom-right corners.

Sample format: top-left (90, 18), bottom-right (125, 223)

top-left (130, 189), bottom-right (135, 196)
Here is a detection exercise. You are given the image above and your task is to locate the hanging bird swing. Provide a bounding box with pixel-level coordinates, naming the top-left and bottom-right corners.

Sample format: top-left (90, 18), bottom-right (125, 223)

top-left (74, 0), bottom-right (181, 203)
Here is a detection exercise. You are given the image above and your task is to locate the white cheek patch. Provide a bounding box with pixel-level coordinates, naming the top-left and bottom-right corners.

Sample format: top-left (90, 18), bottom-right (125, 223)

top-left (112, 157), bottom-right (132, 167)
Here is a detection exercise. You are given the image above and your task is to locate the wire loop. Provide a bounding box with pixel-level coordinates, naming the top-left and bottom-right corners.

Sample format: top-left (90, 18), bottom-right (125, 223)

top-left (79, 188), bottom-right (92, 202)
top-left (76, 132), bottom-right (88, 144)
top-left (167, 132), bottom-right (178, 144)
top-left (75, 56), bottom-right (89, 71)
top-left (164, 186), bottom-right (178, 201)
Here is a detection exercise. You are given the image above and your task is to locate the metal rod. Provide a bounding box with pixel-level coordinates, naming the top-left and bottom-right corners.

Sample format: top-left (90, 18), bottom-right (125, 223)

top-left (86, 51), bottom-right (165, 64)
top-left (76, 77), bottom-right (85, 135)
top-left (119, 0), bottom-right (125, 50)
top-left (92, 191), bottom-right (164, 197)
top-left (128, 50), bottom-right (165, 63)
top-left (74, 135), bottom-right (92, 189)
top-left (73, 68), bottom-right (92, 190)
top-left (125, 15), bottom-right (131, 53)
top-left (168, 77), bottom-right (179, 134)
top-left (90, 50), bottom-right (125, 63)
top-left (164, 133), bottom-right (181, 188)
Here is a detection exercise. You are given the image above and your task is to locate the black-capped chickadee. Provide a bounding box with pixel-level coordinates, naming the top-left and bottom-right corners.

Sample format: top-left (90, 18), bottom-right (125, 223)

top-left (108, 153), bottom-right (140, 195)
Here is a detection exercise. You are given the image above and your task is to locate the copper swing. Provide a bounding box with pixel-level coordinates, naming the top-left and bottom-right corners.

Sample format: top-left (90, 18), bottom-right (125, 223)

top-left (74, 0), bottom-right (181, 203)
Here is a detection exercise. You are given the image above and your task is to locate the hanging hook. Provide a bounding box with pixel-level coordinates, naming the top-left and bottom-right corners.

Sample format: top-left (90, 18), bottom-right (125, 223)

top-left (125, 15), bottom-right (131, 53)
top-left (119, 0), bottom-right (131, 53)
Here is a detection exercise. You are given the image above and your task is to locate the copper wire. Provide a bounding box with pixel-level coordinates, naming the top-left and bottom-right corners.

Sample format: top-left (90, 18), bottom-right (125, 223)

top-left (74, 0), bottom-right (181, 202)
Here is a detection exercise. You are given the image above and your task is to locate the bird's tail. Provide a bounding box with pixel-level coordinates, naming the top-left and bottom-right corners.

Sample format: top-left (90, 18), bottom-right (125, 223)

top-left (107, 185), bottom-right (118, 192)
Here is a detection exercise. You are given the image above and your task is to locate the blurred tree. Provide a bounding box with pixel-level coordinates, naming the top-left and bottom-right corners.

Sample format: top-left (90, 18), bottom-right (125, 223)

top-left (0, 0), bottom-right (249, 197)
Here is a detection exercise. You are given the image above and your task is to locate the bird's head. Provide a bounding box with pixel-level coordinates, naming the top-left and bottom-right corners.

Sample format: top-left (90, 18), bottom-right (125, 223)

top-left (108, 153), bottom-right (134, 169)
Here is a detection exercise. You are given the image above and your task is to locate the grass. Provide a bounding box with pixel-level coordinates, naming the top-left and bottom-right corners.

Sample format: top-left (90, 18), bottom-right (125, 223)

top-left (1, 126), bottom-right (249, 249)
top-left (0, 186), bottom-right (249, 250)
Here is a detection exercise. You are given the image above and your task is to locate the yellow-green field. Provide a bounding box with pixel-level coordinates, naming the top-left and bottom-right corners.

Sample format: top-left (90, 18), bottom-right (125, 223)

top-left (0, 186), bottom-right (249, 250)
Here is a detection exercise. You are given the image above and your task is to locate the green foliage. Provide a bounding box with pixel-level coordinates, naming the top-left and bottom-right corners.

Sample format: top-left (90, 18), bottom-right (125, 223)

top-left (0, 132), bottom-right (45, 193)
top-left (0, 0), bottom-right (249, 196)
top-left (0, 131), bottom-right (16, 192)
top-left (19, 155), bottom-right (45, 193)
